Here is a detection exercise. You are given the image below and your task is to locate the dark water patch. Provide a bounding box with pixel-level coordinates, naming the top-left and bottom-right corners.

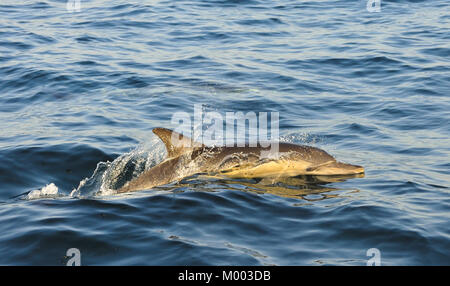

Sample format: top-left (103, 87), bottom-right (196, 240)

top-left (75, 60), bottom-right (103, 66)
top-left (397, 147), bottom-right (434, 156)
top-left (346, 123), bottom-right (383, 137)
top-left (433, 163), bottom-right (450, 176)
top-left (171, 32), bottom-right (232, 43)
top-left (236, 17), bottom-right (284, 26)
top-left (111, 3), bottom-right (136, 10)
top-left (118, 61), bottom-right (153, 70)
top-left (27, 1), bottom-right (52, 9)
top-left (317, 56), bottom-right (407, 72)
top-left (0, 145), bottom-right (115, 200)
top-left (0, 41), bottom-right (34, 51)
top-left (370, 103), bottom-right (418, 121)
top-left (155, 56), bottom-right (224, 70)
top-left (121, 20), bottom-right (163, 29)
top-left (28, 32), bottom-right (55, 44)
top-left (75, 35), bottom-right (113, 43)
top-left (117, 75), bottom-right (151, 88)
top-left (420, 47), bottom-right (450, 58)
top-left (110, 7), bottom-right (153, 18)
top-left (284, 56), bottom-right (415, 80)
top-left (0, 68), bottom-right (54, 95)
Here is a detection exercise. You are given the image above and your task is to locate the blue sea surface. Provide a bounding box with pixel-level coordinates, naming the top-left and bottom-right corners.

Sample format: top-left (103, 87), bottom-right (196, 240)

top-left (0, 0), bottom-right (449, 265)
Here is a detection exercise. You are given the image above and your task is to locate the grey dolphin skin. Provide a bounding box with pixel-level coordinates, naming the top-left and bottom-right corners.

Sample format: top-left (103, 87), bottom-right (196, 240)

top-left (117, 128), bottom-right (364, 193)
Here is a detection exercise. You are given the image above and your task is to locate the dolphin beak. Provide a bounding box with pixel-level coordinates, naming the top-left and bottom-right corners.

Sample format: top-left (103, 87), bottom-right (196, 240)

top-left (307, 161), bottom-right (365, 176)
top-left (333, 162), bottom-right (365, 175)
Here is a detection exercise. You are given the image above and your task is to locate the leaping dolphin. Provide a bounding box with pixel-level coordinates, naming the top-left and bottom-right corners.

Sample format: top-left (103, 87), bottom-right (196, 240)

top-left (117, 128), bottom-right (364, 193)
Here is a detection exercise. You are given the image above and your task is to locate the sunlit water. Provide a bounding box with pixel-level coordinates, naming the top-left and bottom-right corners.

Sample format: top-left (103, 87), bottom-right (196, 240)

top-left (0, 0), bottom-right (449, 265)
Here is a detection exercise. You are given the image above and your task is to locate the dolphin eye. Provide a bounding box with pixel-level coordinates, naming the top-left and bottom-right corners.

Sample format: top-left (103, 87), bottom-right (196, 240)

top-left (306, 165), bottom-right (321, 172)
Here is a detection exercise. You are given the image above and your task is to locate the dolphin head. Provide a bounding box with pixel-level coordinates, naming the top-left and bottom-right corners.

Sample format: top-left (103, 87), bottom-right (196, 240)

top-left (305, 160), bottom-right (365, 176)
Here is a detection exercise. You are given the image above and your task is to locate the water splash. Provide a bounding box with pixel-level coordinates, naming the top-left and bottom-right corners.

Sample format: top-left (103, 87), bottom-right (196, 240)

top-left (70, 139), bottom-right (166, 198)
top-left (26, 183), bottom-right (59, 200)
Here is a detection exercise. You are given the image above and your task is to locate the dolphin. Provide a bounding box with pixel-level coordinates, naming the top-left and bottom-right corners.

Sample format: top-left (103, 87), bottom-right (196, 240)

top-left (116, 128), bottom-right (364, 193)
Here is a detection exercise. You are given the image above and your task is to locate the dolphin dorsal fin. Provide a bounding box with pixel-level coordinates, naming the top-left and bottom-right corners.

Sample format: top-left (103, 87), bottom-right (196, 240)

top-left (152, 128), bottom-right (203, 158)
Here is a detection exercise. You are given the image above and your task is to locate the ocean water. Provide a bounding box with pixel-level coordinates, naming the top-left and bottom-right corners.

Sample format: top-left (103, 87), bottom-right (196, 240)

top-left (0, 0), bottom-right (449, 265)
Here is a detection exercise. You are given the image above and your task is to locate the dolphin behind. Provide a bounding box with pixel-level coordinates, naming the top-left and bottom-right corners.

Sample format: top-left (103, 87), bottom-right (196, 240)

top-left (117, 128), bottom-right (364, 193)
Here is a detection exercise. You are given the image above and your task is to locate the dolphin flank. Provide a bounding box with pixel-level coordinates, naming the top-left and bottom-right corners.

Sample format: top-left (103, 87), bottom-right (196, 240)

top-left (116, 128), bottom-right (364, 193)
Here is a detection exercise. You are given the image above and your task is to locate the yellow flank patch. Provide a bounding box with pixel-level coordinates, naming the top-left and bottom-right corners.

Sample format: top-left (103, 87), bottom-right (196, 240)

top-left (220, 160), bottom-right (311, 178)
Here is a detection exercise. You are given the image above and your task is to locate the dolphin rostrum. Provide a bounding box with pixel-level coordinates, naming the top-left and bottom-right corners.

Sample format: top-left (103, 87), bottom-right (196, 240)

top-left (117, 128), bottom-right (364, 193)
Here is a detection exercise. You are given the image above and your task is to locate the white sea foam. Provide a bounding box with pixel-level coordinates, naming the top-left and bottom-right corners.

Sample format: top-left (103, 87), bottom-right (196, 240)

top-left (27, 183), bottom-right (59, 200)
